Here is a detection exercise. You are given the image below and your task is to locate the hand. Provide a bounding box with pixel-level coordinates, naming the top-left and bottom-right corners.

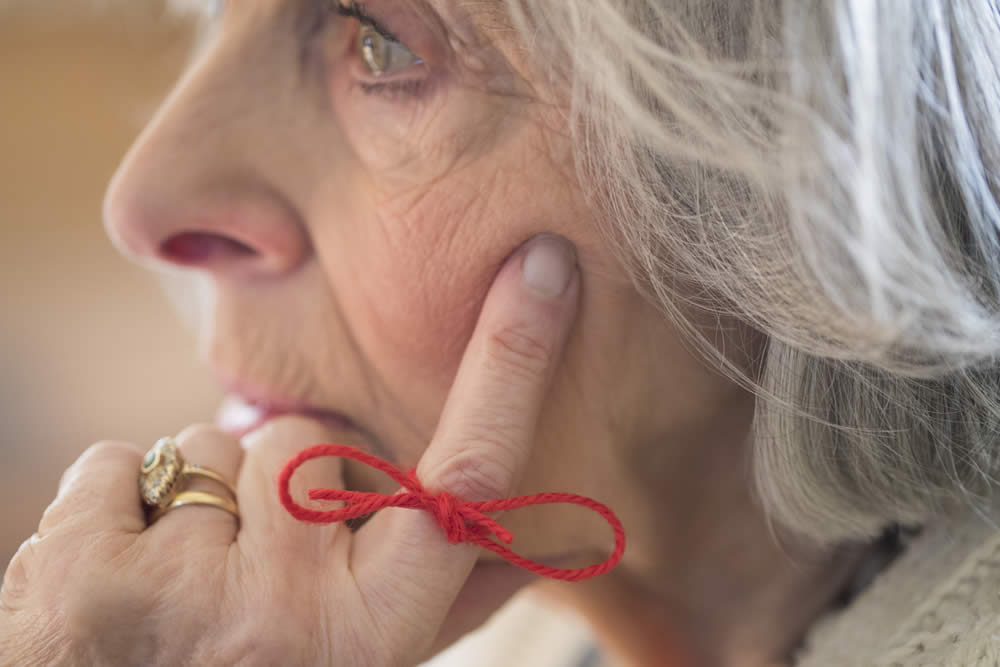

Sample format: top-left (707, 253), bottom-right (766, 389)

top-left (1, 235), bottom-right (580, 667)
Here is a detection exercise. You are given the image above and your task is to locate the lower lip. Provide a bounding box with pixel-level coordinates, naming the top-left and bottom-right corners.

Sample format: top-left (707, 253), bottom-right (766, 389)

top-left (216, 395), bottom-right (356, 439)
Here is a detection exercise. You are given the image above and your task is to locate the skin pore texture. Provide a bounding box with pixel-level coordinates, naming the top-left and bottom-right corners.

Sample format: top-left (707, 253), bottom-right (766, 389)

top-left (103, 1), bottom-right (862, 665)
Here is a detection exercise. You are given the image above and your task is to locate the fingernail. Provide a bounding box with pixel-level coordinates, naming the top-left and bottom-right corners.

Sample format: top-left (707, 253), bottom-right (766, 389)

top-left (521, 234), bottom-right (577, 299)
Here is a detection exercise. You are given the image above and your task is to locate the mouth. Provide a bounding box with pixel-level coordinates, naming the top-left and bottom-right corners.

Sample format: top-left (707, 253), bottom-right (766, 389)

top-left (215, 393), bottom-right (358, 440)
top-left (211, 374), bottom-right (396, 467)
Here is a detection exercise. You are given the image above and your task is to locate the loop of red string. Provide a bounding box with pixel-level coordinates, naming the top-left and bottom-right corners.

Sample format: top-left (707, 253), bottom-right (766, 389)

top-left (278, 444), bottom-right (626, 582)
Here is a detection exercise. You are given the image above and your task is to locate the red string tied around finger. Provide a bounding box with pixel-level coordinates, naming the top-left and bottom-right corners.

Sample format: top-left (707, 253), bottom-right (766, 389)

top-left (278, 444), bottom-right (626, 582)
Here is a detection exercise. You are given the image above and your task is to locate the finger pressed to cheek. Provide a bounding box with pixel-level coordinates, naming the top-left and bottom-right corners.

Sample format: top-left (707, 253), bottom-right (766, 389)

top-left (349, 233), bottom-right (580, 644)
top-left (418, 233), bottom-right (580, 502)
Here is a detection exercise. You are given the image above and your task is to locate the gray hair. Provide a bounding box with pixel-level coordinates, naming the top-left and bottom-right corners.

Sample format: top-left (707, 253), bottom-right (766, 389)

top-left (507, 0), bottom-right (1000, 543)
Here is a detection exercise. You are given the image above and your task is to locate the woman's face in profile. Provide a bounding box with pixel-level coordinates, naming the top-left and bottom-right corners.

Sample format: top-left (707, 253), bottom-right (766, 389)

top-left (104, 0), bottom-right (750, 615)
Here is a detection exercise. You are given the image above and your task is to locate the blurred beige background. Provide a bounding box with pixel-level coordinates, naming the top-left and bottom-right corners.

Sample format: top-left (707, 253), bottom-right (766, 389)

top-left (0, 4), bottom-right (219, 568)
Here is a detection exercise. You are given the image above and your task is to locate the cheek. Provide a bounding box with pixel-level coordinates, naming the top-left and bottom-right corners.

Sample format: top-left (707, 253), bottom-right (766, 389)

top-left (311, 182), bottom-right (513, 395)
top-left (311, 79), bottom-right (587, 439)
top-left (356, 248), bottom-right (486, 387)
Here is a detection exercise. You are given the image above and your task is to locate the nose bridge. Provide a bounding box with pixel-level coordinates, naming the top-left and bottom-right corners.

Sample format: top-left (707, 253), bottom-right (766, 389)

top-left (103, 19), bottom-right (314, 278)
top-left (109, 25), bottom-right (281, 209)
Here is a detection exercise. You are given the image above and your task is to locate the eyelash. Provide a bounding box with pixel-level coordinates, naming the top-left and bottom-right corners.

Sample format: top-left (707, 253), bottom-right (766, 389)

top-left (333, 1), bottom-right (400, 44)
top-left (330, 2), bottom-right (428, 99)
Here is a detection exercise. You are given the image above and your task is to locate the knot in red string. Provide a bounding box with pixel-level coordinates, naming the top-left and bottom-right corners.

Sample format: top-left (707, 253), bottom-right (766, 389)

top-left (429, 491), bottom-right (465, 544)
top-left (399, 471), bottom-right (508, 545)
top-left (278, 444), bottom-right (626, 582)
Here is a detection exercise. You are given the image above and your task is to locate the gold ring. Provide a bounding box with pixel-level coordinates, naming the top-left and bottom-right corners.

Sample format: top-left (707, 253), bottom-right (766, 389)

top-left (149, 490), bottom-right (240, 523)
top-left (139, 437), bottom-right (237, 511)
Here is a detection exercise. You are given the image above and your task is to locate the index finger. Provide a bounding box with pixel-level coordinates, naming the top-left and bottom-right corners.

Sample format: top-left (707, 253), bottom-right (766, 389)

top-left (353, 234), bottom-right (580, 636)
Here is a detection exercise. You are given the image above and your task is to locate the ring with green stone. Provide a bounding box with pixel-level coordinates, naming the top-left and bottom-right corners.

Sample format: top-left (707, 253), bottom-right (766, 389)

top-left (138, 437), bottom-right (237, 510)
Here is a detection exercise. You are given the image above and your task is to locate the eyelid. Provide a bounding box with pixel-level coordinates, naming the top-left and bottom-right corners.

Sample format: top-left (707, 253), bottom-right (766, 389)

top-left (339, 0), bottom-right (452, 68)
top-left (334, 1), bottom-right (401, 43)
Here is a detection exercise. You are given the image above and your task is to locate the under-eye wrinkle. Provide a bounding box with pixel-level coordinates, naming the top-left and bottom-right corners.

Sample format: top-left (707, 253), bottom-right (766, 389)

top-left (359, 79), bottom-right (426, 98)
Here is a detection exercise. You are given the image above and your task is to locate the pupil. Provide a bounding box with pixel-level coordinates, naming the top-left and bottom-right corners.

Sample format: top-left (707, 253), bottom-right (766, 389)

top-left (359, 28), bottom-right (387, 75)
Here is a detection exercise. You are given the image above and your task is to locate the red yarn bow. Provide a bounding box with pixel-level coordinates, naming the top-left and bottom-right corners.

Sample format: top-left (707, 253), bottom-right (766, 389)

top-left (278, 444), bottom-right (626, 582)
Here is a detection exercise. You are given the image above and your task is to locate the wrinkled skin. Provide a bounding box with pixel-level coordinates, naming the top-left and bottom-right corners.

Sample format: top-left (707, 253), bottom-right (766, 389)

top-left (0, 2), bottom-right (822, 665)
top-left (1, 241), bottom-right (580, 666)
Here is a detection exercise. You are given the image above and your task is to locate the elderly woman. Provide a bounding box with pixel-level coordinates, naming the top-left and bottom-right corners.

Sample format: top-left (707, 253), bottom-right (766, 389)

top-left (4, 1), bottom-right (1000, 665)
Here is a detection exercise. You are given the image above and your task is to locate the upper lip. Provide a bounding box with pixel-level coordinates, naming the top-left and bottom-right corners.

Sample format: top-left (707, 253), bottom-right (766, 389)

top-left (213, 370), bottom-right (355, 422)
top-left (209, 367), bottom-right (395, 456)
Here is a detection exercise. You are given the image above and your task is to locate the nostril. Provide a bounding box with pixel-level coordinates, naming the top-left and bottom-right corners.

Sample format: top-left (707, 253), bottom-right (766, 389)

top-left (160, 232), bottom-right (256, 266)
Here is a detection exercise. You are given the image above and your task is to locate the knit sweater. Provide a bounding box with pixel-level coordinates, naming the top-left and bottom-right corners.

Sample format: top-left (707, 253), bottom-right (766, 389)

top-left (428, 503), bottom-right (1000, 667)
top-left (795, 503), bottom-right (1000, 666)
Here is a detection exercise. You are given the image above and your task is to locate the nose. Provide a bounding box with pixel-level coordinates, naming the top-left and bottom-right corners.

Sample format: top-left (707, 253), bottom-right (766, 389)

top-left (105, 173), bottom-right (309, 280)
top-left (103, 43), bottom-right (309, 281)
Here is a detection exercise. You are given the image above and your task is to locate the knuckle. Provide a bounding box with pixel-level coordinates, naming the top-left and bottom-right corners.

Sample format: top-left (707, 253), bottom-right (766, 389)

top-left (74, 440), bottom-right (139, 475)
top-left (435, 446), bottom-right (517, 502)
top-left (83, 440), bottom-right (142, 462)
top-left (176, 422), bottom-right (223, 441)
top-left (38, 498), bottom-right (67, 536)
top-left (241, 414), bottom-right (331, 453)
top-left (486, 323), bottom-right (554, 381)
top-left (60, 440), bottom-right (136, 491)
top-left (2, 535), bottom-right (40, 609)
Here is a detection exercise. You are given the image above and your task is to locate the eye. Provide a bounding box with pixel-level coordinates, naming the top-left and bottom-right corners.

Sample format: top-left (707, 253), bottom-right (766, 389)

top-left (357, 24), bottom-right (423, 77)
